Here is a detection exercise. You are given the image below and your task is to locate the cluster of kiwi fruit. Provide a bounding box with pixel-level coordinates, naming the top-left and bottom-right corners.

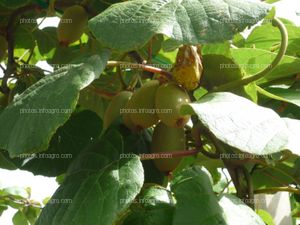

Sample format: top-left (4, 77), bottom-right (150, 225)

top-left (104, 45), bottom-right (202, 173)
top-left (103, 80), bottom-right (192, 173)
top-left (56, 5), bottom-right (88, 46)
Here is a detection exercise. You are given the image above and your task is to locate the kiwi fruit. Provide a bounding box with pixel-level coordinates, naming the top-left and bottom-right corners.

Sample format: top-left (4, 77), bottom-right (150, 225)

top-left (129, 80), bottom-right (160, 129)
top-left (57, 5), bottom-right (88, 46)
top-left (103, 91), bottom-right (132, 130)
top-left (151, 122), bottom-right (186, 172)
top-left (155, 82), bottom-right (191, 128)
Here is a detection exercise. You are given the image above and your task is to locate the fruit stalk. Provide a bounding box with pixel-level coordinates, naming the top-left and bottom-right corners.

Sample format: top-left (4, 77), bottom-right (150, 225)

top-left (107, 61), bottom-right (173, 80)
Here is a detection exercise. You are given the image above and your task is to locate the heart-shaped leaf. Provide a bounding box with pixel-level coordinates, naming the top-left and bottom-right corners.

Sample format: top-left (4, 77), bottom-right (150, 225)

top-left (89, 0), bottom-right (270, 52)
top-left (181, 92), bottom-right (300, 155)
top-left (0, 51), bottom-right (110, 157)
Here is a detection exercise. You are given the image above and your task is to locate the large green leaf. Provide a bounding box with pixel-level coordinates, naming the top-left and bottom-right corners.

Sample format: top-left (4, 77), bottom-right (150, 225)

top-left (171, 166), bottom-right (226, 225)
top-left (122, 130), bottom-right (165, 185)
top-left (20, 110), bottom-right (102, 177)
top-left (36, 156), bottom-right (144, 225)
top-left (231, 48), bottom-right (300, 84)
top-left (0, 51), bottom-right (110, 157)
top-left (89, 0), bottom-right (270, 52)
top-left (181, 92), bottom-right (300, 155)
top-left (66, 128), bottom-right (124, 175)
top-left (219, 194), bottom-right (265, 225)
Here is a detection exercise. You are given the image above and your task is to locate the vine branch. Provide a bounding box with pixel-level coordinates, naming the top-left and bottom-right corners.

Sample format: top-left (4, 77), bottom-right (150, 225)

top-left (254, 186), bottom-right (300, 194)
top-left (213, 17), bottom-right (288, 92)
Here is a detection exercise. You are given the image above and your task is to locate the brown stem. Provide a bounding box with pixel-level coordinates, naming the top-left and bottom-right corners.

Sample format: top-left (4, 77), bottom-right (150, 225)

top-left (2, 5), bottom-right (37, 93)
top-left (116, 66), bottom-right (126, 89)
top-left (147, 39), bottom-right (153, 63)
top-left (140, 149), bottom-right (199, 160)
top-left (128, 51), bottom-right (144, 64)
top-left (243, 167), bottom-right (254, 209)
top-left (88, 86), bottom-right (117, 99)
top-left (107, 61), bottom-right (172, 80)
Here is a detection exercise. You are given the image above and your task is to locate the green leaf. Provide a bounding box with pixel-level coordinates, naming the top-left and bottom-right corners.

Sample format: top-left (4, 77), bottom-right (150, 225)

top-left (201, 43), bottom-right (257, 101)
top-left (23, 205), bottom-right (41, 224)
top-left (89, 0), bottom-right (270, 52)
top-left (15, 24), bottom-right (36, 49)
top-left (219, 194), bottom-right (265, 225)
top-left (122, 130), bottom-right (165, 185)
top-left (282, 118), bottom-right (300, 153)
top-left (252, 155), bottom-right (300, 189)
top-left (78, 87), bottom-right (109, 119)
top-left (245, 19), bottom-right (300, 56)
top-left (0, 0), bottom-right (31, 9)
top-left (2, 186), bottom-right (29, 199)
top-left (13, 210), bottom-right (28, 225)
top-left (0, 150), bottom-right (18, 170)
top-left (36, 156), bottom-right (144, 225)
top-left (34, 27), bottom-right (58, 58)
top-left (256, 209), bottom-right (275, 225)
top-left (67, 128), bottom-right (124, 175)
top-left (0, 205), bottom-right (8, 216)
top-left (181, 92), bottom-right (300, 155)
top-left (231, 48), bottom-right (300, 84)
top-left (264, 87), bottom-right (300, 108)
top-left (265, 0), bottom-right (280, 3)
top-left (47, 45), bottom-right (87, 65)
top-left (0, 51), bottom-right (110, 157)
top-left (20, 110), bottom-right (102, 177)
top-left (171, 166), bottom-right (226, 225)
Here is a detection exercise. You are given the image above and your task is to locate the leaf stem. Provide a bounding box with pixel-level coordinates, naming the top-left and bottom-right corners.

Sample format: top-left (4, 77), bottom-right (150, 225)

top-left (213, 17), bottom-right (288, 92)
top-left (254, 186), bottom-right (300, 194)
